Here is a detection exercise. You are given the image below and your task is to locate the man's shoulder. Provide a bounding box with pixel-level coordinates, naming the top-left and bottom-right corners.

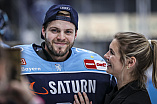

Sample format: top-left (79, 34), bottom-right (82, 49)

top-left (13, 43), bottom-right (41, 51)
top-left (71, 47), bottom-right (103, 59)
top-left (71, 47), bottom-right (99, 55)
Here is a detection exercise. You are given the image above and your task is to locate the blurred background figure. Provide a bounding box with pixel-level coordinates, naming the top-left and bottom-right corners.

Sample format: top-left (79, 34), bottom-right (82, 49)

top-left (0, 47), bottom-right (8, 103)
top-left (0, 9), bottom-right (10, 48)
top-left (0, 47), bottom-right (44, 104)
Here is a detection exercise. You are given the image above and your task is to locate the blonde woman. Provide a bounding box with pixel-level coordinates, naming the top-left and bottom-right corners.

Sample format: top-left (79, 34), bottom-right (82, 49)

top-left (74, 32), bottom-right (157, 104)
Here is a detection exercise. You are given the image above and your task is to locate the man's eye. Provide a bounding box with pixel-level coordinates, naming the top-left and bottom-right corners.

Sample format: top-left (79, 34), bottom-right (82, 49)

top-left (65, 30), bottom-right (73, 34)
top-left (51, 29), bottom-right (57, 33)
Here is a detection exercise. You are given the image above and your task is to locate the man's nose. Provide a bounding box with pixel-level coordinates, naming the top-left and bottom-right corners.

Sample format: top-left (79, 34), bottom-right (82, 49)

top-left (57, 31), bottom-right (65, 40)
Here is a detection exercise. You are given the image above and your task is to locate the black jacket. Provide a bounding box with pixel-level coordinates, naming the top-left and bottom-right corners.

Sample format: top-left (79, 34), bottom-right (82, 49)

top-left (104, 80), bottom-right (151, 104)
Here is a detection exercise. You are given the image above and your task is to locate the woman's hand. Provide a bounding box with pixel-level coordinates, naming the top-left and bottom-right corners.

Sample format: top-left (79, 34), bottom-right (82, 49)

top-left (74, 92), bottom-right (92, 104)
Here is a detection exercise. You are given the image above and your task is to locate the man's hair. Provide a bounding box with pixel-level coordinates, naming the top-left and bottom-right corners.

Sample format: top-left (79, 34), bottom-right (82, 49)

top-left (57, 11), bottom-right (71, 17)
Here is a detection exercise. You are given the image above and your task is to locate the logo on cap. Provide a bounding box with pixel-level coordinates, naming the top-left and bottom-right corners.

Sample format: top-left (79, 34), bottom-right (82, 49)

top-left (60, 6), bottom-right (70, 10)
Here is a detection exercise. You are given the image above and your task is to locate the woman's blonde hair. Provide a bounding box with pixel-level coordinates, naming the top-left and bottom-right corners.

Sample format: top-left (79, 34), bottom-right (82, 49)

top-left (114, 32), bottom-right (157, 89)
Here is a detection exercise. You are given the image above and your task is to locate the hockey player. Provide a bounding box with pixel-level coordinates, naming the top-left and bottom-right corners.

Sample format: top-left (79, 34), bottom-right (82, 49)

top-left (14, 4), bottom-right (116, 104)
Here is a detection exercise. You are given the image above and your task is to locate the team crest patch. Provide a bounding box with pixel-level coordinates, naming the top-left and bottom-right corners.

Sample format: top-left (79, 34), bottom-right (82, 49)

top-left (55, 64), bottom-right (62, 71)
top-left (84, 59), bottom-right (107, 70)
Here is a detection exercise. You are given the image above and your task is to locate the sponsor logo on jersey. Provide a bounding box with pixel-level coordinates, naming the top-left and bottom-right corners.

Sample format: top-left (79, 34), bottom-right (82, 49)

top-left (21, 58), bottom-right (27, 65)
top-left (84, 59), bottom-right (107, 70)
top-left (91, 56), bottom-right (94, 58)
top-left (21, 67), bottom-right (41, 72)
top-left (29, 79), bottom-right (96, 95)
top-left (29, 82), bottom-right (48, 95)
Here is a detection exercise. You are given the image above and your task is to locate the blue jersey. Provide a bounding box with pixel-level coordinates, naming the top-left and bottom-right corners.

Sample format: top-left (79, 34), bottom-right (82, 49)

top-left (15, 44), bottom-right (116, 104)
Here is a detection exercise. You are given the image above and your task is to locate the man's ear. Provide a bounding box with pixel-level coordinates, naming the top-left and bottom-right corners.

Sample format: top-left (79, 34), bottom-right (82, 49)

top-left (74, 30), bottom-right (77, 39)
top-left (42, 26), bottom-right (46, 38)
top-left (127, 56), bottom-right (136, 68)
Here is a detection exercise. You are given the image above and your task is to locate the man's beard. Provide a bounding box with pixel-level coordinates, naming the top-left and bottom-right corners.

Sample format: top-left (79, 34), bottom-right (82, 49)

top-left (45, 38), bottom-right (74, 57)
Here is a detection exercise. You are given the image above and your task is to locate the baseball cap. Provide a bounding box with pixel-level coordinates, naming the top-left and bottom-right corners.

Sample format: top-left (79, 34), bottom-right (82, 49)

top-left (41, 4), bottom-right (78, 39)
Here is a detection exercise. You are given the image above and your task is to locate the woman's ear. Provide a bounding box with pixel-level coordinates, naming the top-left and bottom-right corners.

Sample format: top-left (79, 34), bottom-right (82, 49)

top-left (127, 56), bottom-right (136, 69)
